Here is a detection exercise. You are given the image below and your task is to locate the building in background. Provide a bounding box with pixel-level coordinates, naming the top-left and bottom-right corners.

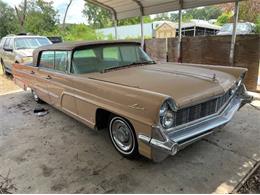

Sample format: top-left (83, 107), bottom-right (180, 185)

top-left (96, 20), bottom-right (221, 39)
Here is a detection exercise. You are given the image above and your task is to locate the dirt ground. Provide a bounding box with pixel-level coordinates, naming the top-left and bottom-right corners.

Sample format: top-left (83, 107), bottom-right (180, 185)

top-left (0, 74), bottom-right (260, 193)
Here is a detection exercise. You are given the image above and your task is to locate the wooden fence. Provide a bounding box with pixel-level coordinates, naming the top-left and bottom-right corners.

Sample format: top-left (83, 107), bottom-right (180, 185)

top-left (144, 35), bottom-right (260, 92)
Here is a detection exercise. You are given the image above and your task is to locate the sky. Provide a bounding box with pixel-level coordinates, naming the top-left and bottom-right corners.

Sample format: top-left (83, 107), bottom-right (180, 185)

top-left (3, 0), bottom-right (86, 24)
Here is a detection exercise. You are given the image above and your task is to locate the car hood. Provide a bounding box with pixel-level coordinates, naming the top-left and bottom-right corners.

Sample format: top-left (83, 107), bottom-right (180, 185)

top-left (15, 49), bottom-right (34, 57)
top-left (86, 63), bottom-right (237, 108)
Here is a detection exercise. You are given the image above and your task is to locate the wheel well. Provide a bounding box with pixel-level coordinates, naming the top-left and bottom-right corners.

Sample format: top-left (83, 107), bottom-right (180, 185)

top-left (95, 108), bottom-right (112, 130)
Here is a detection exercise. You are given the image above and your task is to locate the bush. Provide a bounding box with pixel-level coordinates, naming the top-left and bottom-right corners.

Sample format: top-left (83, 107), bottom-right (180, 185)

top-left (216, 12), bottom-right (233, 26)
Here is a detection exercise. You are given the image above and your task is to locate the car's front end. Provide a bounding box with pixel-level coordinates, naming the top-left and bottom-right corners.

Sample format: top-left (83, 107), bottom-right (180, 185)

top-left (14, 36), bottom-right (52, 64)
top-left (138, 74), bottom-right (253, 162)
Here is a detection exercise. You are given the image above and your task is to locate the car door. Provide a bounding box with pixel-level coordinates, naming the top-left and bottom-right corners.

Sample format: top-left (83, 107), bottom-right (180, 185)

top-left (46, 51), bottom-right (71, 107)
top-left (34, 51), bottom-right (55, 104)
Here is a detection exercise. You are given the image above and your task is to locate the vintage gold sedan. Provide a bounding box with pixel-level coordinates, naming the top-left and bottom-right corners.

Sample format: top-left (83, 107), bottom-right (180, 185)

top-left (13, 41), bottom-right (253, 162)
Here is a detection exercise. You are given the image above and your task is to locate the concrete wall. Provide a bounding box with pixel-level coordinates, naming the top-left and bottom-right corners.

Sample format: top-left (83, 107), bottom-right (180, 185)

top-left (145, 35), bottom-right (260, 91)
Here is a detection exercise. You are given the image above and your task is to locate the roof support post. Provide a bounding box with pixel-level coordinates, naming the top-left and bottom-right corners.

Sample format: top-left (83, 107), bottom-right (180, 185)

top-left (140, 15), bottom-right (144, 48)
top-left (132, 0), bottom-right (145, 48)
top-left (114, 19), bottom-right (118, 40)
top-left (112, 11), bottom-right (118, 40)
top-left (229, 0), bottom-right (239, 65)
top-left (177, 0), bottom-right (183, 62)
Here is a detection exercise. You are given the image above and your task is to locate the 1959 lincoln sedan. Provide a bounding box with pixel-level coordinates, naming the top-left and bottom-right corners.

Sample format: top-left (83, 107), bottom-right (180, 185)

top-left (13, 40), bottom-right (253, 162)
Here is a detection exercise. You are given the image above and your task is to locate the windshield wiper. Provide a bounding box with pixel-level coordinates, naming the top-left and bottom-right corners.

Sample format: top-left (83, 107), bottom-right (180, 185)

top-left (103, 60), bottom-right (156, 72)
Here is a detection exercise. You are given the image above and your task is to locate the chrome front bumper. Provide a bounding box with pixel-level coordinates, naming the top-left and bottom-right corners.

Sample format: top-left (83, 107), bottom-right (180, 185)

top-left (138, 86), bottom-right (253, 162)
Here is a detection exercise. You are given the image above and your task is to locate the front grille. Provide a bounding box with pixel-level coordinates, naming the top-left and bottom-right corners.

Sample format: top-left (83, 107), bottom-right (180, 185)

top-left (175, 89), bottom-right (232, 127)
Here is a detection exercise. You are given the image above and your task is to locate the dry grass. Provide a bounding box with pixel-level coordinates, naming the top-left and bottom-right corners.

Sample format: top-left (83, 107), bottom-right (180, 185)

top-left (0, 170), bottom-right (17, 194)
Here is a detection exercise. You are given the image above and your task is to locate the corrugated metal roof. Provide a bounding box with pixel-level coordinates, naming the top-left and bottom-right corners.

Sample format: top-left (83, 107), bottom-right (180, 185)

top-left (86, 0), bottom-right (244, 20)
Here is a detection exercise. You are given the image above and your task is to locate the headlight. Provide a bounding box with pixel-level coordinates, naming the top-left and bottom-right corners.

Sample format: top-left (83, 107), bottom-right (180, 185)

top-left (159, 99), bottom-right (176, 129)
top-left (162, 110), bottom-right (175, 129)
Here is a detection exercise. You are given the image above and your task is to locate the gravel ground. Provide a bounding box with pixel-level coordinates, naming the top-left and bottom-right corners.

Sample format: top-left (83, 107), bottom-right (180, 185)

top-left (0, 75), bottom-right (260, 193)
top-left (238, 163), bottom-right (260, 193)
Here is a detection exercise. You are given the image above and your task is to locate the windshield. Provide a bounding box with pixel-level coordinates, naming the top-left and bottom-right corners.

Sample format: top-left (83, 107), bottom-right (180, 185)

top-left (71, 44), bottom-right (154, 74)
top-left (220, 23), bottom-right (251, 33)
top-left (15, 37), bottom-right (51, 50)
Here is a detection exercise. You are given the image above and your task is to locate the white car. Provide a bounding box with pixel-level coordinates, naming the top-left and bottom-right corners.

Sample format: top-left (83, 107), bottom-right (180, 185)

top-left (0, 34), bottom-right (52, 75)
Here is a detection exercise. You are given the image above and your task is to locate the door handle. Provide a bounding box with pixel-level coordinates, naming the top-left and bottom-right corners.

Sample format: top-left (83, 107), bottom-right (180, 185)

top-left (46, 75), bottom-right (52, 80)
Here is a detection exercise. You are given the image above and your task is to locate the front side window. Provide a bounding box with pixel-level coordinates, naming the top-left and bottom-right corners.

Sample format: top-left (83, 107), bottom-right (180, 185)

top-left (39, 51), bottom-right (54, 69)
top-left (15, 37), bottom-right (51, 50)
top-left (0, 38), bottom-right (6, 49)
top-left (3, 38), bottom-right (10, 49)
top-left (71, 44), bottom-right (154, 74)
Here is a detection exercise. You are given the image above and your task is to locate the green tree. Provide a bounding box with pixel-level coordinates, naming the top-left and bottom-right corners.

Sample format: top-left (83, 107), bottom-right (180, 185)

top-left (118, 16), bottom-right (152, 26)
top-left (61, 24), bottom-right (104, 41)
top-left (24, 0), bottom-right (59, 35)
top-left (218, 0), bottom-right (260, 23)
top-left (170, 6), bottom-right (222, 22)
top-left (216, 12), bottom-right (233, 26)
top-left (256, 15), bottom-right (260, 33)
top-left (83, 2), bottom-right (153, 28)
top-left (0, 0), bottom-right (19, 38)
top-left (83, 2), bottom-right (112, 28)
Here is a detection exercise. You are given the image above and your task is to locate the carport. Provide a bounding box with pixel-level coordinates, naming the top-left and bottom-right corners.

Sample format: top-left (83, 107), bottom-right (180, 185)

top-left (86, 0), bottom-right (243, 64)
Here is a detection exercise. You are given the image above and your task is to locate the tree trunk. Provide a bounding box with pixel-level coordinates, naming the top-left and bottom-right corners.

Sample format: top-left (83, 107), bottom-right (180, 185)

top-left (15, 0), bottom-right (27, 33)
top-left (62, 0), bottom-right (73, 30)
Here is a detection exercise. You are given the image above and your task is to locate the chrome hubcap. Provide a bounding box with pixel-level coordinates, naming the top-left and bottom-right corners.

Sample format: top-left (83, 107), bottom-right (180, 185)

top-left (111, 119), bottom-right (133, 152)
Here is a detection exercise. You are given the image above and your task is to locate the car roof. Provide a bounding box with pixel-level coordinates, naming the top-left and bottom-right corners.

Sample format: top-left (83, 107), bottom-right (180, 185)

top-left (35, 40), bottom-right (141, 51)
top-left (32, 40), bottom-right (141, 65)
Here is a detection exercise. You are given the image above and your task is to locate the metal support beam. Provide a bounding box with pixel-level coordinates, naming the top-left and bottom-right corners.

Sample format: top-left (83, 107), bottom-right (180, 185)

top-left (132, 0), bottom-right (145, 48)
top-left (177, 0), bottom-right (183, 62)
top-left (114, 19), bottom-right (118, 40)
top-left (229, 0), bottom-right (239, 65)
top-left (140, 15), bottom-right (144, 48)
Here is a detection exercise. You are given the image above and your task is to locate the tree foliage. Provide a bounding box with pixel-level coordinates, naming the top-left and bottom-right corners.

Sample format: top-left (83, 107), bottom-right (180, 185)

top-left (217, 0), bottom-right (260, 23)
top-left (83, 2), bottom-right (152, 28)
top-left (216, 11), bottom-right (233, 25)
top-left (83, 2), bottom-right (112, 28)
top-left (169, 6), bottom-right (222, 22)
top-left (61, 24), bottom-right (104, 41)
top-left (24, 0), bottom-right (59, 35)
top-left (0, 0), bottom-right (19, 38)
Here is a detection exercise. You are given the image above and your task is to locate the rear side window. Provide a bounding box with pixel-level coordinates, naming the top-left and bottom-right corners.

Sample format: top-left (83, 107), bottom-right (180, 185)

top-left (103, 47), bottom-right (120, 60)
top-left (55, 51), bottom-right (68, 72)
top-left (39, 50), bottom-right (68, 72)
top-left (39, 51), bottom-right (54, 69)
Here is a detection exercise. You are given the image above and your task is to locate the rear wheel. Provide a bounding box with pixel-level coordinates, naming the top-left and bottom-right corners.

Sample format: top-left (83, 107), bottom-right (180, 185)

top-left (109, 116), bottom-right (139, 159)
top-left (32, 90), bottom-right (43, 103)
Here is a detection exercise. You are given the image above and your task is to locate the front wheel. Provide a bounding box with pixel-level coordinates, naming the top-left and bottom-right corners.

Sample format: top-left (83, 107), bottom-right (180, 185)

top-left (109, 116), bottom-right (139, 159)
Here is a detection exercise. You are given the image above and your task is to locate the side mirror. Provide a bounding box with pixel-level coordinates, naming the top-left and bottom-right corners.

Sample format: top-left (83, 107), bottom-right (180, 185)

top-left (3, 47), bottom-right (13, 52)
